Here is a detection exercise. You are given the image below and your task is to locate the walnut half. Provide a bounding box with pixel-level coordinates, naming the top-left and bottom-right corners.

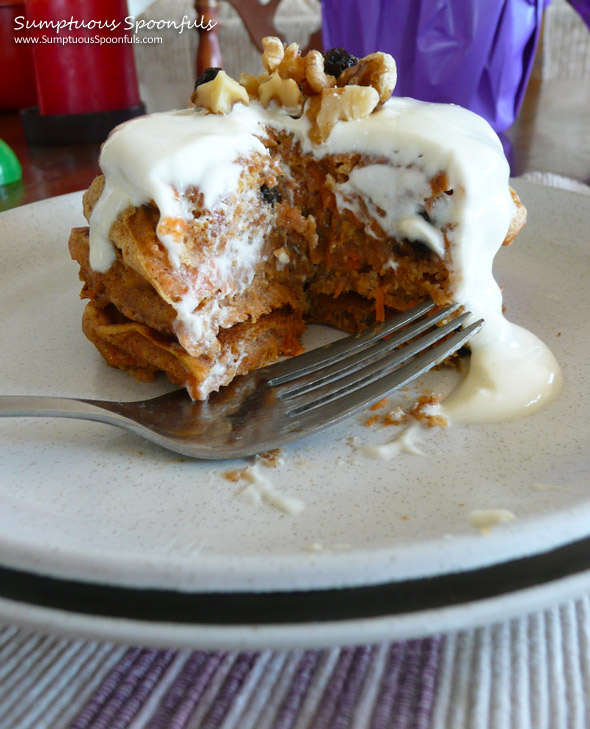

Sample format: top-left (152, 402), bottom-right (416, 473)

top-left (305, 50), bottom-right (337, 94)
top-left (338, 52), bottom-right (397, 104)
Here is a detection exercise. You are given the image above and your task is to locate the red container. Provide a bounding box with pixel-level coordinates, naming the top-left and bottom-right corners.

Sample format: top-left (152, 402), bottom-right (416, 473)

top-left (25, 0), bottom-right (141, 116)
top-left (0, 0), bottom-right (37, 110)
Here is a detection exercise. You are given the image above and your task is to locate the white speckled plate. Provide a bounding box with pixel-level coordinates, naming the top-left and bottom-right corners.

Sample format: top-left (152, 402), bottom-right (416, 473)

top-left (0, 180), bottom-right (589, 649)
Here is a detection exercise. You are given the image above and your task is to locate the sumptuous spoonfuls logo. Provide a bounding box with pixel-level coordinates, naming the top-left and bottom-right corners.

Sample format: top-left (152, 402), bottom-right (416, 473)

top-left (14, 14), bottom-right (217, 35)
top-left (13, 12), bottom-right (217, 48)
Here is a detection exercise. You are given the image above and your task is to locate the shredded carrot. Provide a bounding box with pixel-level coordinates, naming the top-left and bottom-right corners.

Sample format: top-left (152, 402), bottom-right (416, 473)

top-left (364, 415), bottom-right (379, 427)
top-left (334, 279), bottom-right (345, 297)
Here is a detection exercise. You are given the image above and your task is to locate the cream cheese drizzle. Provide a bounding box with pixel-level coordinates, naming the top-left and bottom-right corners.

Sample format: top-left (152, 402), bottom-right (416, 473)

top-left (237, 465), bottom-right (305, 516)
top-left (358, 424), bottom-right (431, 460)
top-left (89, 106), bottom-right (268, 273)
top-left (88, 97), bottom-right (562, 422)
top-left (441, 323), bottom-right (563, 424)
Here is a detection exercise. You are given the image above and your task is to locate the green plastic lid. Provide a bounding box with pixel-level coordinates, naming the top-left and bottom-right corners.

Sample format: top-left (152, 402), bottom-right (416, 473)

top-left (0, 139), bottom-right (23, 186)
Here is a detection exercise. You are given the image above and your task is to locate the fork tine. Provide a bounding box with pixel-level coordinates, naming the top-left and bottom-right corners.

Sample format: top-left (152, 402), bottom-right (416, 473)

top-left (265, 300), bottom-right (455, 386)
top-left (276, 310), bottom-right (471, 401)
top-left (287, 318), bottom-right (484, 421)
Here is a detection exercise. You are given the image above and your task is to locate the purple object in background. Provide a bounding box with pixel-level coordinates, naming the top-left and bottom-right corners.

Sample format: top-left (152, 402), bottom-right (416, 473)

top-left (567, 0), bottom-right (590, 26)
top-left (321, 0), bottom-right (553, 133)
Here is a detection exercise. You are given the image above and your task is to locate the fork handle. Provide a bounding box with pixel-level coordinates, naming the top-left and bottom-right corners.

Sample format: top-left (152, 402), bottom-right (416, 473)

top-left (0, 396), bottom-right (115, 423)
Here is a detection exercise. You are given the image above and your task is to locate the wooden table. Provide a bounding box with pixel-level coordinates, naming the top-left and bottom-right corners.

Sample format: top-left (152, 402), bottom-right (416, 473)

top-left (1, 76), bottom-right (588, 213)
top-left (0, 113), bottom-right (100, 212)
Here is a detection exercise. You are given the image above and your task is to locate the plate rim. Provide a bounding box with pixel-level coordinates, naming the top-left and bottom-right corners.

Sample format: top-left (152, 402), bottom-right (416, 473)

top-left (2, 556), bottom-right (590, 651)
top-left (3, 529), bottom-right (590, 624)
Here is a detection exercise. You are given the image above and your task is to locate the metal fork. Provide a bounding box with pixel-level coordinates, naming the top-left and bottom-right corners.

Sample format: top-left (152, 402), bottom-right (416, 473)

top-left (0, 301), bottom-right (482, 459)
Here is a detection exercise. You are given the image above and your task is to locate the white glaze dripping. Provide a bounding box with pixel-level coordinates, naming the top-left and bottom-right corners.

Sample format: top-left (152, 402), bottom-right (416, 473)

top-left (88, 98), bottom-right (562, 421)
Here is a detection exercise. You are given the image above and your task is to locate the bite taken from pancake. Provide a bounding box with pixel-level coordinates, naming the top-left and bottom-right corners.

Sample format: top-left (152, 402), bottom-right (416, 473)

top-left (69, 38), bottom-right (561, 423)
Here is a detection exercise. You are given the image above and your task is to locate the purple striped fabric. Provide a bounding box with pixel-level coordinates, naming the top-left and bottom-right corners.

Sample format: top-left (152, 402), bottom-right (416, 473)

top-left (391, 641), bottom-right (431, 729)
top-left (69, 647), bottom-right (144, 729)
top-left (273, 650), bottom-right (322, 729)
top-left (371, 638), bottom-right (443, 729)
top-left (69, 648), bottom-right (176, 729)
top-left (200, 652), bottom-right (258, 729)
top-left (329, 646), bottom-right (375, 729)
top-left (146, 652), bottom-right (224, 729)
top-left (412, 636), bottom-right (442, 729)
top-left (309, 647), bottom-right (357, 729)
top-left (107, 650), bottom-right (176, 729)
top-left (371, 643), bottom-right (407, 729)
top-left (68, 639), bottom-right (442, 729)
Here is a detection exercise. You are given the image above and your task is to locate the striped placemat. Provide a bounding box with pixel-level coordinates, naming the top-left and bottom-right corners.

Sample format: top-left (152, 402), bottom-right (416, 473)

top-left (2, 597), bottom-right (590, 728)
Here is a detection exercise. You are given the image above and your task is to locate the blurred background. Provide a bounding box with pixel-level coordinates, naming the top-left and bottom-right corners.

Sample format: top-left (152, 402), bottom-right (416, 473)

top-left (1, 0), bottom-right (588, 209)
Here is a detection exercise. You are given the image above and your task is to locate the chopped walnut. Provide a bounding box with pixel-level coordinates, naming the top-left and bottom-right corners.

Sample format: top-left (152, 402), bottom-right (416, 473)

top-left (307, 86), bottom-right (380, 143)
top-left (211, 38), bottom-right (397, 131)
top-left (305, 50), bottom-right (337, 94)
top-left (191, 69), bottom-right (249, 114)
top-left (261, 36), bottom-right (284, 73)
top-left (338, 52), bottom-right (397, 104)
top-left (238, 72), bottom-right (267, 97)
top-left (258, 72), bottom-right (302, 115)
top-left (277, 42), bottom-right (306, 84)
